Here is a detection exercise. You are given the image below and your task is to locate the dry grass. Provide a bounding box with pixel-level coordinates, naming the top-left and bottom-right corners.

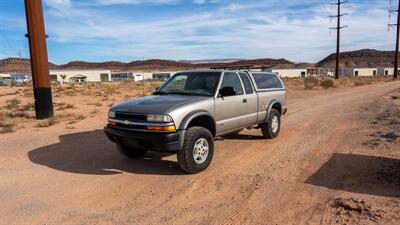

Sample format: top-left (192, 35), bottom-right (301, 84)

top-left (35, 117), bottom-right (57, 128)
top-left (0, 121), bottom-right (14, 133)
top-left (283, 76), bottom-right (394, 91)
top-left (320, 79), bottom-right (335, 89)
top-left (5, 98), bottom-right (22, 110)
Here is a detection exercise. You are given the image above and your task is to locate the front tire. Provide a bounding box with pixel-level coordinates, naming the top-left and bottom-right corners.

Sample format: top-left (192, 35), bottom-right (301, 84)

top-left (261, 109), bottom-right (281, 139)
top-left (116, 144), bottom-right (147, 158)
top-left (177, 127), bottom-right (214, 174)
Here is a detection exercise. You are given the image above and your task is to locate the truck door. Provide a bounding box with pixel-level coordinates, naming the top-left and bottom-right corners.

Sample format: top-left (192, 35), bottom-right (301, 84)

top-left (239, 72), bottom-right (258, 125)
top-left (215, 72), bottom-right (248, 134)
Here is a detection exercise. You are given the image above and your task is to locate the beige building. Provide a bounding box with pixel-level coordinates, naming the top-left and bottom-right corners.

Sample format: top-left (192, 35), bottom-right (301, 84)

top-left (378, 67), bottom-right (394, 76)
top-left (267, 69), bottom-right (307, 78)
top-left (49, 69), bottom-right (112, 83)
top-left (344, 68), bottom-right (377, 77)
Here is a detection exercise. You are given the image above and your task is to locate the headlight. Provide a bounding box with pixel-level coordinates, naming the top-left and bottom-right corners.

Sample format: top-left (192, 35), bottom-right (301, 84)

top-left (108, 110), bottom-right (116, 118)
top-left (147, 114), bottom-right (173, 123)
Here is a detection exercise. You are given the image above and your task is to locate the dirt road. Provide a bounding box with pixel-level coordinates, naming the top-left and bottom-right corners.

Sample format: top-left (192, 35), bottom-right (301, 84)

top-left (1, 82), bottom-right (399, 225)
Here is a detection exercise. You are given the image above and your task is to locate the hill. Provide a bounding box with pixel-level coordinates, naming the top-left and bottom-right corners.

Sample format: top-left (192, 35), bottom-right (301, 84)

top-left (0, 58), bottom-right (294, 73)
top-left (1, 49), bottom-right (395, 74)
top-left (317, 49), bottom-right (395, 68)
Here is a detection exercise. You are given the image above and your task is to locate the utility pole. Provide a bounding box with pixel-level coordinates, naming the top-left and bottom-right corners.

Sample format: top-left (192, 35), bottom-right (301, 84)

top-left (330, 0), bottom-right (348, 79)
top-left (389, 0), bottom-right (400, 79)
top-left (24, 0), bottom-right (53, 119)
top-left (18, 49), bottom-right (22, 74)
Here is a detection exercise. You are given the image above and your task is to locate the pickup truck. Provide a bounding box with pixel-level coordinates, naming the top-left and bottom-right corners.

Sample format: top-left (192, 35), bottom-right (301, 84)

top-left (104, 70), bottom-right (287, 173)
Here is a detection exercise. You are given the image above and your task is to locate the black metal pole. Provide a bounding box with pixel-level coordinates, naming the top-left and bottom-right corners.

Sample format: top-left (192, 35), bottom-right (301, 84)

top-left (394, 0), bottom-right (400, 79)
top-left (24, 0), bottom-right (54, 119)
top-left (335, 0), bottom-right (341, 80)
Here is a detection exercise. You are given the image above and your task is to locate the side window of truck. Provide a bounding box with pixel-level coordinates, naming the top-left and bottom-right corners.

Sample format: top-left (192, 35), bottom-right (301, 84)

top-left (252, 73), bottom-right (283, 89)
top-left (239, 73), bottom-right (254, 94)
top-left (220, 72), bottom-right (244, 96)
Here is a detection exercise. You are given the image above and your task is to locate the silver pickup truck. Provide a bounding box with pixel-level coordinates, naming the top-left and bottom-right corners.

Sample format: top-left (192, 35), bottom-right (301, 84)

top-left (104, 70), bottom-right (287, 173)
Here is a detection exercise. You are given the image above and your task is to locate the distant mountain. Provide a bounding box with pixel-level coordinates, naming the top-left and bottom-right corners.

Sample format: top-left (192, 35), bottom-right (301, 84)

top-left (317, 49), bottom-right (395, 68)
top-left (0, 57), bottom-right (294, 73)
top-left (1, 49), bottom-right (394, 74)
top-left (0, 58), bottom-right (58, 74)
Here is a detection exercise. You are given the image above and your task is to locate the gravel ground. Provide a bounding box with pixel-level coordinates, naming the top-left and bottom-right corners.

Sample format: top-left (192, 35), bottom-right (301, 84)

top-left (0, 81), bottom-right (399, 225)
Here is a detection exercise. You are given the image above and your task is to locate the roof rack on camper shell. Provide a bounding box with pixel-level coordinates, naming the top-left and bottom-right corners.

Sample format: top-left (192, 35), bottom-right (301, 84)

top-left (210, 65), bottom-right (271, 71)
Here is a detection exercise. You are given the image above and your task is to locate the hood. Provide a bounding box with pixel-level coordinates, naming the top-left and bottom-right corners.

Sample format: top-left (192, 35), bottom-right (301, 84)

top-left (111, 94), bottom-right (208, 115)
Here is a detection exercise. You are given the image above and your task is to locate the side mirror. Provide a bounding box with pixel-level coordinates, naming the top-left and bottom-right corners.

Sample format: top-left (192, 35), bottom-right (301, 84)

top-left (219, 87), bottom-right (236, 97)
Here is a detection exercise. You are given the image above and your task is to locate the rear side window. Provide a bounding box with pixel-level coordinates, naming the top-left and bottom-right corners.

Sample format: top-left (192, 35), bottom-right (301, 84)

top-left (239, 73), bottom-right (254, 94)
top-left (220, 72), bottom-right (244, 95)
top-left (252, 73), bottom-right (283, 89)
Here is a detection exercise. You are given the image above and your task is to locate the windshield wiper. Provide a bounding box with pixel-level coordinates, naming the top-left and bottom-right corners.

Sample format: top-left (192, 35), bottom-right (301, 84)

top-left (153, 91), bottom-right (168, 95)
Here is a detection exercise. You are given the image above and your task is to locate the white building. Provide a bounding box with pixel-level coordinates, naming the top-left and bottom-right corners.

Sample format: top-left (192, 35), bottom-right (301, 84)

top-left (153, 72), bottom-right (173, 81)
top-left (49, 69), bottom-right (112, 83)
top-left (0, 73), bottom-right (12, 85)
top-left (111, 71), bottom-right (154, 82)
top-left (344, 68), bottom-right (377, 77)
top-left (378, 67), bottom-right (394, 76)
top-left (267, 68), bottom-right (307, 78)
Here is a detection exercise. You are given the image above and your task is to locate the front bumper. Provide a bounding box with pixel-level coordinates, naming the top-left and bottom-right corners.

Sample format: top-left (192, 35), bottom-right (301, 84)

top-left (104, 125), bottom-right (184, 152)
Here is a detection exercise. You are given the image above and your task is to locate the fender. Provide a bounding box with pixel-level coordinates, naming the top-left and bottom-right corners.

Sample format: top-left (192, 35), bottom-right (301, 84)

top-left (178, 110), bottom-right (216, 133)
top-left (177, 110), bottom-right (216, 150)
top-left (265, 100), bottom-right (282, 121)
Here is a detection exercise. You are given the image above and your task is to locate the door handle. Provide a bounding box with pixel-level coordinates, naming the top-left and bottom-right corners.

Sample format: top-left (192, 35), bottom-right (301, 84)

top-left (243, 99), bottom-right (247, 103)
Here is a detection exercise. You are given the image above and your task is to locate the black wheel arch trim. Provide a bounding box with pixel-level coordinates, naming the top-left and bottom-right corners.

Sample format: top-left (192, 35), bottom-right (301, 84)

top-left (265, 100), bottom-right (283, 121)
top-left (178, 110), bottom-right (216, 137)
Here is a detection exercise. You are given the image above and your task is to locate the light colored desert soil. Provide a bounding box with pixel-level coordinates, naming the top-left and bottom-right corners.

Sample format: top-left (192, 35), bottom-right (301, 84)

top-left (0, 81), bottom-right (399, 225)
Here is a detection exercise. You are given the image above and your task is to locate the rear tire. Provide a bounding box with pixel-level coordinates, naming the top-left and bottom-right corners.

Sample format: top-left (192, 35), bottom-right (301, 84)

top-left (116, 144), bottom-right (147, 158)
top-left (177, 127), bottom-right (214, 174)
top-left (261, 109), bottom-right (281, 139)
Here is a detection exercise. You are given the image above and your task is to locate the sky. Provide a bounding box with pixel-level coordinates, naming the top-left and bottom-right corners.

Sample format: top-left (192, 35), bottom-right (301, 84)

top-left (0, 0), bottom-right (397, 64)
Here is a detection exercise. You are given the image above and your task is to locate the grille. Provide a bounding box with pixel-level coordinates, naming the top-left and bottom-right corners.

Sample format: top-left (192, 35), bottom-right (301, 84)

top-left (115, 112), bottom-right (147, 122)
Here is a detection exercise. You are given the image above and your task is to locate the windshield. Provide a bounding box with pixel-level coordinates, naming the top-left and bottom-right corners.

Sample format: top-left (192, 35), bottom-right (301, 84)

top-left (155, 72), bottom-right (221, 97)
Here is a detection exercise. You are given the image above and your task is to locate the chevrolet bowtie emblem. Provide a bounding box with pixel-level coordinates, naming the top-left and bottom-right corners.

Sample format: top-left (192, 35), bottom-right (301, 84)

top-left (123, 120), bottom-right (129, 125)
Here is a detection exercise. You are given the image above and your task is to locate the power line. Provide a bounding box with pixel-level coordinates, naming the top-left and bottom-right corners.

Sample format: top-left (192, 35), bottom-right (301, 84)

top-left (329, 0), bottom-right (348, 80)
top-left (388, 0), bottom-right (399, 79)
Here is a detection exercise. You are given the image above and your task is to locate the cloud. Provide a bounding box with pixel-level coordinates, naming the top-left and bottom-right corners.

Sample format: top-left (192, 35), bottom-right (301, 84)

top-left (35, 0), bottom-right (397, 63)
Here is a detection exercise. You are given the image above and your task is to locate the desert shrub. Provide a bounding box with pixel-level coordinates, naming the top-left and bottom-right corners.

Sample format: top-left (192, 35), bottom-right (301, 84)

top-left (5, 98), bottom-right (22, 110)
top-left (75, 114), bottom-right (86, 120)
top-left (354, 79), bottom-right (372, 86)
top-left (35, 117), bottom-right (57, 128)
top-left (0, 90), bottom-right (20, 97)
top-left (0, 122), bottom-right (14, 133)
top-left (7, 111), bottom-right (34, 119)
top-left (87, 102), bottom-right (102, 107)
top-left (55, 102), bottom-right (74, 111)
top-left (320, 79), bottom-right (335, 89)
top-left (304, 77), bottom-right (319, 90)
top-left (21, 103), bottom-right (35, 111)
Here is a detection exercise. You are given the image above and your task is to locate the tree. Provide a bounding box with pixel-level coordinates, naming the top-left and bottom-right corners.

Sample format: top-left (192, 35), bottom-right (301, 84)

top-left (60, 74), bottom-right (67, 83)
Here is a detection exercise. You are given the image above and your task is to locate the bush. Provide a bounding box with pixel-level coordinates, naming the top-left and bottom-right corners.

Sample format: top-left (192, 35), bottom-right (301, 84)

top-left (0, 122), bottom-right (14, 133)
top-left (35, 117), bottom-right (57, 128)
top-left (320, 79), bottom-right (335, 89)
top-left (21, 103), bottom-right (35, 111)
top-left (304, 78), bottom-right (319, 90)
top-left (6, 98), bottom-right (21, 109)
top-left (354, 79), bottom-right (372, 86)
